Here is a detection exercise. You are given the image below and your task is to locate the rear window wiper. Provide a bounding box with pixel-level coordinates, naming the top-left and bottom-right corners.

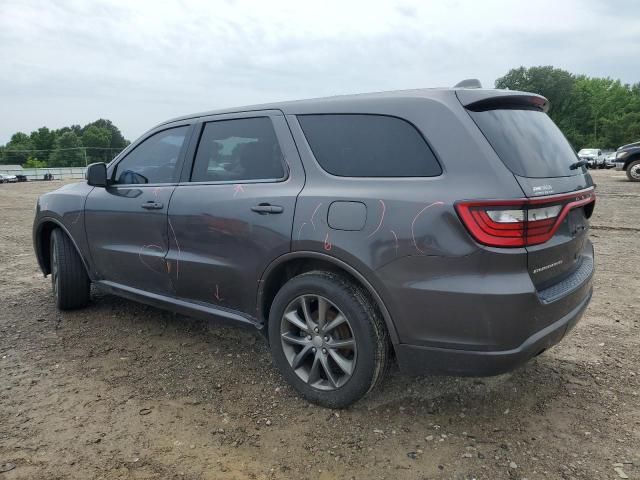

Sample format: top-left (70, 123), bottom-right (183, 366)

top-left (569, 160), bottom-right (588, 170)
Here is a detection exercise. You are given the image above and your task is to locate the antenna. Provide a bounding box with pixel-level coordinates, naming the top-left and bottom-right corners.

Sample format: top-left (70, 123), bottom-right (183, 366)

top-left (453, 79), bottom-right (482, 89)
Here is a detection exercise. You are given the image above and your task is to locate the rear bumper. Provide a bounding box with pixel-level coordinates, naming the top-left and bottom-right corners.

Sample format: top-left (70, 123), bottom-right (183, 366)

top-left (376, 237), bottom-right (594, 376)
top-left (396, 287), bottom-right (591, 376)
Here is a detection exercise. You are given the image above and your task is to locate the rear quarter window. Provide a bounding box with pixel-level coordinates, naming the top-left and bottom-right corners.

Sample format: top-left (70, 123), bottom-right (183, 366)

top-left (298, 114), bottom-right (442, 177)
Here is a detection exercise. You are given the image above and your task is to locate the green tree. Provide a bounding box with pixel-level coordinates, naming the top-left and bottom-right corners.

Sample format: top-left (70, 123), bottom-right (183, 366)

top-left (24, 157), bottom-right (48, 168)
top-left (2, 119), bottom-right (129, 165)
top-left (495, 66), bottom-right (576, 122)
top-left (49, 132), bottom-right (84, 167)
top-left (495, 66), bottom-right (640, 150)
top-left (29, 127), bottom-right (56, 162)
top-left (82, 119), bottom-right (129, 160)
top-left (2, 132), bottom-right (33, 165)
top-left (54, 124), bottom-right (82, 138)
top-left (82, 125), bottom-right (112, 163)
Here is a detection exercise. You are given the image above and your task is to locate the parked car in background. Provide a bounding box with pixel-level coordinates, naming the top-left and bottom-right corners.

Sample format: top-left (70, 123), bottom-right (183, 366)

top-left (32, 86), bottom-right (596, 407)
top-left (604, 152), bottom-right (617, 169)
top-left (578, 148), bottom-right (604, 169)
top-left (16, 174), bottom-right (28, 182)
top-left (614, 141), bottom-right (640, 181)
top-left (0, 173), bottom-right (18, 183)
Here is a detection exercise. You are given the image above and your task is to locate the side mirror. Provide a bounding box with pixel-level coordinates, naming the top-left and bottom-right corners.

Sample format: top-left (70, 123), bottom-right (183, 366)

top-left (86, 162), bottom-right (108, 187)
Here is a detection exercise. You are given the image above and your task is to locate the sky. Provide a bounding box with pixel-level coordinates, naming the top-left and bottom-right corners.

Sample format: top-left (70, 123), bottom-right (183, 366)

top-left (1, 0), bottom-right (639, 145)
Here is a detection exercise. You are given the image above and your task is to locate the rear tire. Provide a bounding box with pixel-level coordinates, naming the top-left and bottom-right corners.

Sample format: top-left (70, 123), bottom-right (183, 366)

top-left (50, 228), bottom-right (90, 310)
top-left (268, 271), bottom-right (389, 408)
top-left (626, 160), bottom-right (640, 182)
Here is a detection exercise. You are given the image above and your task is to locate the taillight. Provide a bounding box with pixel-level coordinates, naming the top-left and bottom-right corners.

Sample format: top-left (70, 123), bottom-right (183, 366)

top-left (455, 188), bottom-right (596, 247)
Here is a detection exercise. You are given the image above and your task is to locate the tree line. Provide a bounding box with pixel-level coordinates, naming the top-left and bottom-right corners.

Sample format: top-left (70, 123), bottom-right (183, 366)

top-left (495, 66), bottom-right (640, 150)
top-left (0, 119), bottom-right (130, 168)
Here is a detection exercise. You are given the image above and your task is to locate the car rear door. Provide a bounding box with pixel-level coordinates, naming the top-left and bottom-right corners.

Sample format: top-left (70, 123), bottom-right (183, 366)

top-left (85, 124), bottom-right (193, 295)
top-left (165, 112), bottom-right (304, 317)
top-left (459, 92), bottom-right (595, 291)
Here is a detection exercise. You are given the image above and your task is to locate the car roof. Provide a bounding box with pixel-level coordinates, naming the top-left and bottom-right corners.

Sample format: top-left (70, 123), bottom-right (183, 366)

top-left (156, 87), bottom-right (544, 128)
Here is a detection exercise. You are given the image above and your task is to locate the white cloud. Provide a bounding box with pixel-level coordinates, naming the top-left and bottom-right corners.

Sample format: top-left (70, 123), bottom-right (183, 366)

top-left (1, 0), bottom-right (638, 143)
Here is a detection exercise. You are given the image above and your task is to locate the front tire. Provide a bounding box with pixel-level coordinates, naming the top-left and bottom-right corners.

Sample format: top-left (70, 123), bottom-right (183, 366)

top-left (626, 160), bottom-right (640, 182)
top-left (268, 271), bottom-right (389, 408)
top-left (50, 229), bottom-right (90, 310)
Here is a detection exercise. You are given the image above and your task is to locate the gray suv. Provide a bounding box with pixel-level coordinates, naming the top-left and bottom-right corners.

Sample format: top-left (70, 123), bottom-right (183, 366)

top-left (33, 86), bottom-right (596, 407)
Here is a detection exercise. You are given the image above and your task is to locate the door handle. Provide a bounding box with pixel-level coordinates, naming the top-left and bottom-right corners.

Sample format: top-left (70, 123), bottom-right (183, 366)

top-left (141, 201), bottom-right (164, 210)
top-left (251, 203), bottom-right (284, 214)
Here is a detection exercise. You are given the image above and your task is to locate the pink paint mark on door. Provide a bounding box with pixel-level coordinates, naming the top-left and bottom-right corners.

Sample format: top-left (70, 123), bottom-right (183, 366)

top-left (233, 184), bottom-right (245, 197)
top-left (323, 233), bottom-right (332, 251)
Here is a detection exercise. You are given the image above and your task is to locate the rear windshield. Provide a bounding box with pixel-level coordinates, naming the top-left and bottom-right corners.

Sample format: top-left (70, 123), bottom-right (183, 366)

top-left (468, 109), bottom-right (579, 178)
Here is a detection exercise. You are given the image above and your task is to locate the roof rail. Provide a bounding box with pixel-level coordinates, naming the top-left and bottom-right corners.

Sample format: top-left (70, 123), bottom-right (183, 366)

top-left (453, 78), bottom-right (482, 89)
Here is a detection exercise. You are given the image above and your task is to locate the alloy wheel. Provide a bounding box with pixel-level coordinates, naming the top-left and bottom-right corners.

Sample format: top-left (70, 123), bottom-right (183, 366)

top-left (280, 295), bottom-right (357, 391)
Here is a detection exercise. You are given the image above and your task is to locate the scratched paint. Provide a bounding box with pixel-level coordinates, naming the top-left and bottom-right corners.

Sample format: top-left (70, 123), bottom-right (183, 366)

top-left (323, 232), bottom-right (332, 251)
top-left (367, 200), bottom-right (386, 238)
top-left (296, 222), bottom-right (307, 241)
top-left (214, 284), bottom-right (224, 301)
top-left (138, 244), bottom-right (166, 274)
top-left (310, 203), bottom-right (322, 230)
top-left (411, 201), bottom-right (445, 254)
top-left (390, 229), bottom-right (399, 256)
top-left (233, 184), bottom-right (245, 197)
top-left (168, 218), bottom-right (181, 280)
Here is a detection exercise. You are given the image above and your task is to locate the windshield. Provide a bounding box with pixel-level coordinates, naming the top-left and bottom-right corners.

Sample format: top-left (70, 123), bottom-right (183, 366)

top-left (469, 109), bottom-right (580, 178)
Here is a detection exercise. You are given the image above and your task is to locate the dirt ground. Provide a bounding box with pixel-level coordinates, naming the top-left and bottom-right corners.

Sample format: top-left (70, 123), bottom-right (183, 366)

top-left (0, 170), bottom-right (638, 480)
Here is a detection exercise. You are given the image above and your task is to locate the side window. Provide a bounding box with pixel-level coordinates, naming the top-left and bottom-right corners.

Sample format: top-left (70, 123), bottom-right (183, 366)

top-left (191, 117), bottom-right (285, 182)
top-left (298, 114), bottom-right (442, 177)
top-left (113, 126), bottom-right (188, 185)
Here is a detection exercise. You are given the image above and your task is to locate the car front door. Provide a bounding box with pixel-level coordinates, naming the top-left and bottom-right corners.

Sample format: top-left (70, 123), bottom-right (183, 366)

top-left (85, 124), bottom-right (192, 295)
top-left (166, 112), bottom-right (304, 318)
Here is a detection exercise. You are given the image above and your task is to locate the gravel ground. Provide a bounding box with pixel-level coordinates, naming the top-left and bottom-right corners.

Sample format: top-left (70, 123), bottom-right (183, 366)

top-left (0, 169), bottom-right (638, 480)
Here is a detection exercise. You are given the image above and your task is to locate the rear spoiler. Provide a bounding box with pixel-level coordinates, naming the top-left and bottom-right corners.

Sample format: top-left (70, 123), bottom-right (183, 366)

top-left (456, 89), bottom-right (549, 113)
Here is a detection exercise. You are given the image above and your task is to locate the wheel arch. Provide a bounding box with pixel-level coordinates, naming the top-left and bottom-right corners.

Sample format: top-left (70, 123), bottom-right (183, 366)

top-left (624, 155), bottom-right (640, 182)
top-left (257, 251), bottom-right (400, 345)
top-left (624, 153), bottom-right (640, 169)
top-left (34, 218), bottom-right (91, 278)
